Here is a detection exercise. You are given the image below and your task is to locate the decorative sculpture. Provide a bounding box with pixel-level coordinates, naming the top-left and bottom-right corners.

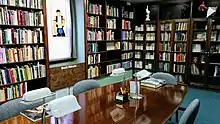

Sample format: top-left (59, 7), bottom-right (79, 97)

top-left (146, 5), bottom-right (150, 21)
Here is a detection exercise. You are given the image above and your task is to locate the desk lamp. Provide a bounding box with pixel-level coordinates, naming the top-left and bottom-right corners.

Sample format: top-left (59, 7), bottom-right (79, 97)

top-left (46, 95), bottom-right (81, 124)
top-left (110, 68), bottom-right (128, 103)
top-left (132, 70), bottom-right (152, 99)
top-left (21, 87), bottom-right (55, 124)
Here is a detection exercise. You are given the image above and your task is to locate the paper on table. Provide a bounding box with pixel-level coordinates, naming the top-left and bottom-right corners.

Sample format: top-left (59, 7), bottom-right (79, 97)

top-left (134, 70), bottom-right (152, 80)
top-left (130, 81), bottom-right (140, 94)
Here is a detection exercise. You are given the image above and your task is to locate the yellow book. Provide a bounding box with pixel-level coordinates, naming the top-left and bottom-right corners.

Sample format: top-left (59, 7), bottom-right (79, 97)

top-left (24, 65), bottom-right (31, 80)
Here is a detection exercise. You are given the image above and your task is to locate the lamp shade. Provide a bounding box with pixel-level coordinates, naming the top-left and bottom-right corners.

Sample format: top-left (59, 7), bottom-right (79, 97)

top-left (110, 68), bottom-right (125, 76)
top-left (46, 95), bottom-right (81, 118)
top-left (22, 88), bottom-right (52, 102)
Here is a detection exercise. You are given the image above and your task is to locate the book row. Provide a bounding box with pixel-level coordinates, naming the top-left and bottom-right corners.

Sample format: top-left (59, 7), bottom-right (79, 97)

top-left (159, 42), bottom-right (171, 51)
top-left (191, 64), bottom-right (202, 75)
top-left (121, 7), bottom-right (133, 19)
top-left (135, 52), bottom-right (141, 59)
top-left (175, 75), bottom-right (183, 83)
top-left (135, 33), bottom-right (144, 40)
top-left (135, 43), bottom-right (143, 50)
top-left (135, 25), bottom-right (144, 31)
top-left (159, 52), bottom-right (170, 61)
top-left (88, 43), bottom-right (98, 53)
top-left (106, 42), bottom-right (120, 51)
top-left (146, 43), bottom-right (155, 50)
top-left (175, 32), bottom-right (187, 41)
top-left (122, 31), bottom-right (133, 40)
top-left (0, 46), bottom-right (44, 64)
top-left (106, 30), bottom-right (115, 40)
top-left (145, 62), bottom-right (153, 70)
top-left (107, 19), bottom-right (116, 29)
top-left (87, 3), bottom-right (102, 15)
top-left (146, 24), bottom-right (156, 31)
top-left (160, 23), bottom-right (172, 31)
top-left (146, 33), bottom-right (156, 41)
top-left (174, 53), bottom-right (186, 62)
top-left (0, 28), bottom-right (43, 44)
top-left (173, 64), bottom-right (185, 73)
top-left (0, 0), bottom-right (43, 9)
top-left (0, 7), bottom-right (44, 26)
top-left (135, 61), bottom-right (142, 69)
top-left (159, 62), bottom-right (170, 72)
top-left (174, 43), bottom-right (186, 52)
top-left (0, 82), bottom-right (27, 102)
top-left (87, 29), bottom-right (104, 41)
top-left (122, 61), bottom-right (132, 69)
top-left (122, 20), bottom-right (131, 30)
top-left (145, 52), bottom-right (154, 60)
top-left (106, 5), bottom-right (119, 17)
top-left (160, 32), bottom-right (171, 41)
top-left (0, 63), bottom-right (46, 85)
top-left (88, 65), bottom-right (99, 79)
top-left (122, 41), bottom-right (132, 51)
top-left (106, 63), bottom-right (121, 74)
top-left (87, 16), bottom-right (99, 28)
top-left (88, 54), bottom-right (100, 65)
top-left (121, 52), bottom-right (133, 60)
top-left (175, 22), bottom-right (188, 31)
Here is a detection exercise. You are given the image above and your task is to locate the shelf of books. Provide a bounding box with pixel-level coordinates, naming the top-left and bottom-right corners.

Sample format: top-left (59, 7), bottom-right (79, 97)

top-left (206, 18), bottom-right (220, 89)
top-left (86, 0), bottom-right (134, 79)
top-left (0, 0), bottom-right (47, 103)
top-left (189, 18), bottom-right (208, 87)
top-left (144, 21), bottom-right (156, 73)
top-left (172, 19), bottom-right (189, 83)
top-left (134, 23), bottom-right (144, 72)
top-left (158, 20), bottom-right (172, 73)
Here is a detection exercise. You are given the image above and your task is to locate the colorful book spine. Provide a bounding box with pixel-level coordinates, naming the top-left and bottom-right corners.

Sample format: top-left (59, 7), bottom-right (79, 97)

top-left (87, 16), bottom-right (99, 28)
top-left (122, 41), bottom-right (132, 51)
top-left (122, 20), bottom-right (131, 29)
top-left (173, 64), bottom-right (185, 73)
top-left (0, 82), bottom-right (27, 102)
top-left (121, 52), bottom-right (133, 60)
top-left (0, 63), bottom-right (46, 85)
top-left (0, 45), bottom-right (44, 64)
top-left (0, 28), bottom-right (43, 44)
top-left (88, 65), bottom-right (99, 79)
top-left (135, 61), bottom-right (142, 68)
top-left (0, 0), bottom-right (43, 9)
top-left (122, 61), bottom-right (132, 69)
top-left (87, 29), bottom-right (104, 41)
top-left (87, 3), bottom-right (102, 15)
top-left (107, 19), bottom-right (116, 29)
top-left (0, 7), bottom-right (44, 26)
top-left (106, 5), bottom-right (119, 17)
top-left (122, 31), bottom-right (133, 40)
top-left (88, 54), bottom-right (101, 65)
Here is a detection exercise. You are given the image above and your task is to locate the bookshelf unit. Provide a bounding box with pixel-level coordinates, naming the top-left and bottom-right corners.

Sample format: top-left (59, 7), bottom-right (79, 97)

top-left (0, 0), bottom-right (48, 103)
top-left (85, 0), bottom-right (134, 79)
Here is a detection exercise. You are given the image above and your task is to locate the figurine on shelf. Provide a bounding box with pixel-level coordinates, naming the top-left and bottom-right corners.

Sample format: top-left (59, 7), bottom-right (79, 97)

top-left (146, 5), bottom-right (150, 21)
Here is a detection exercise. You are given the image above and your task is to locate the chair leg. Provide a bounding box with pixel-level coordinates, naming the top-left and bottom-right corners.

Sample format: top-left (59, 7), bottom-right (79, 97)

top-left (176, 111), bottom-right (178, 123)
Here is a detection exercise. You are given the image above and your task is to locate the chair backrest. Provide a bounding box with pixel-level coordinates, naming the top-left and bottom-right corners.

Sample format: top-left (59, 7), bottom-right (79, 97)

top-left (150, 72), bottom-right (177, 85)
top-left (0, 98), bottom-right (43, 122)
top-left (72, 79), bottom-right (100, 95)
top-left (179, 99), bottom-right (200, 124)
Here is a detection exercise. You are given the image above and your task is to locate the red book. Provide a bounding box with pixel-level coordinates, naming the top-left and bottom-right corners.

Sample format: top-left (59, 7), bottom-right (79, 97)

top-left (17, 10), bottom-right (21, 25)
top-left (20, 10), bottom-right (23, 26)
top-left (7, 69), bottom-right (12, 84)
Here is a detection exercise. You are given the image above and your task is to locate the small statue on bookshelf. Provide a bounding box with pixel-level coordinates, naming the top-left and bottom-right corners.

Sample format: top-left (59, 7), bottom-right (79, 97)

top-left (53, 9), bottom-right (66, 37)
top-left (146, 6), bottom-right (150, 21)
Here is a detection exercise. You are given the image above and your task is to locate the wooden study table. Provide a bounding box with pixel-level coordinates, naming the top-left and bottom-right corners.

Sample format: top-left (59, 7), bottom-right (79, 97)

top-left (0, 82), bottom-right (187, 124)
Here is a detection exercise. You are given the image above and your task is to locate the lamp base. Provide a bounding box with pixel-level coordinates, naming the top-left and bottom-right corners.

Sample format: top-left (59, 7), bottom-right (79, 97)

top-left (130, 93), bottom-right (143, 100)
top-left (115, 92), bottom-right (129, 104)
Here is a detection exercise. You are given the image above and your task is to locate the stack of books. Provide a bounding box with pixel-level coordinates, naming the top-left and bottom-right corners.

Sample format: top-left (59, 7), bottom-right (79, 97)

top-left (141, 78), bottom-right (164, 88)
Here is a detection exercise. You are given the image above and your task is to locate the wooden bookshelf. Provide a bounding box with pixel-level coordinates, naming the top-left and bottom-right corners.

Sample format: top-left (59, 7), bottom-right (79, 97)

top-left (0, 0), bottom-right (49, 103)
top-left (85, 0), bottom-right (134, 79)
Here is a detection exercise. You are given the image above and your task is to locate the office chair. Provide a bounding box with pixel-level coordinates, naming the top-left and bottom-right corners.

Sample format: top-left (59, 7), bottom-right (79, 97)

top-left (151, 72), bottom-right (177, 85)
top-left (167, 99), bottom-right (200, 124)
top-left (0, 98), bottom-right (43, 122)
top-left (179, 99), bottom-right (200, 124)
top-left (72, 79), bottom-right (101, 95)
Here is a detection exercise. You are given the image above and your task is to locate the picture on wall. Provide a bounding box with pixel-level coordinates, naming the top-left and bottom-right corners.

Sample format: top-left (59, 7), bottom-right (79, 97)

top-left (51, 2), bottom-right (68, 37)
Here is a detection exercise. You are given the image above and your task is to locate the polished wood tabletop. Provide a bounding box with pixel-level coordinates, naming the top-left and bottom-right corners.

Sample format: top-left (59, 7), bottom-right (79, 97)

top-left (0, 81), bottom-right (187, 124)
